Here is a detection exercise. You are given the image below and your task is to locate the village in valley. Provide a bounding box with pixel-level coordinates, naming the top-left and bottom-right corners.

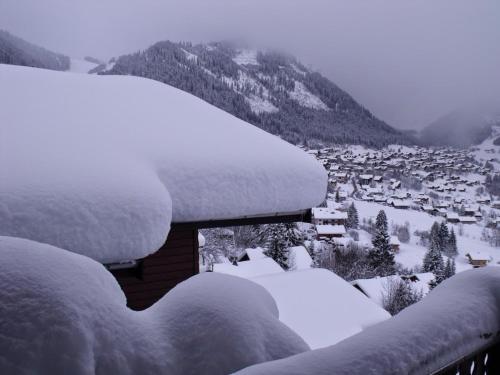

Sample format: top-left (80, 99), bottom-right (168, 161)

top-left (201, 126), bottom-right (500, 320)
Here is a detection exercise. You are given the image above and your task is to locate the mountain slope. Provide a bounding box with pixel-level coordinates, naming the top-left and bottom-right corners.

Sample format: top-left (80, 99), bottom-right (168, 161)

top-left (0, 30), bottom-right (70, 71)
top-left (420, 109), bottom-right (498, 147)
top-left (96, 41), bottom-right (411, 147)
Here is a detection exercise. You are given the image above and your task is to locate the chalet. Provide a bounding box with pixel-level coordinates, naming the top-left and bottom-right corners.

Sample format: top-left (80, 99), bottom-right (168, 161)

top-left (464, 206), bottom-right (479, 216)
top-left (334, 172), bottom-right (348, 183)
top-left (359, 174), bottom-right (374, 185)
top-left (476, 197), bottom-right (491, 204)
top-left (311, 207), bottom-right (348, 225)
top-left (459, 216), bottom-right (477, 224)
top-left (422, 205), bottom-right (436, 214)
top-left (466, 252), bottom-right (490, 268)
top-left (434, 201), bottom-right (449, 209)
top-left (316, 224), bottom-right (346, 240)
top-left (390, 236), bottom-right (401, 253)
top-left (392, 200), bottom-right (411, 209)
top-left (446, 212), bottom-right (460, 223)
top-left (1, 65), bottom-right (328, 311)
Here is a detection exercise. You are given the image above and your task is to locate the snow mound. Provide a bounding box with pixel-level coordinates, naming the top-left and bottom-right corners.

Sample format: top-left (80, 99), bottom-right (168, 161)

top-left (0, 65), bottom-right (327, 262)
top-left (235, 267), bottom-right (500, 375)
top-left (0, 236), bottom-right (309, 375)
top-left (68, 58), bottom-right (98, 73)
top-left (252, 269), bottom-right (390, 349)
top-left (214, 257), bottom-right (285, 278)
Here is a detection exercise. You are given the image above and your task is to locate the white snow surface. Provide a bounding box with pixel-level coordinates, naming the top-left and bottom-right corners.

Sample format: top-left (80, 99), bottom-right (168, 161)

top-left (235, 267), bottom-right (500, 375)
top-left (68, 58), bottom-right (98, 73)
top-left (0, 65), bottom-right (327, 262)
top-left (289, 81), bottom-right (329, 111)
top-left (287, 245), bottom-right (313, 270)
top-left (251, 269), bottom-right (391, 349)
top-left (214, 258), bottom-right (285, 278)
top-left (0, 236), bottom-right (309, 375)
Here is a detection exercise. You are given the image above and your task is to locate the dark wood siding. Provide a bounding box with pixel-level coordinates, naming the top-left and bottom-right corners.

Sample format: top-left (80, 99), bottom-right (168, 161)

top-left (109, 210), bottom-right (312, 311)
top-left (111, 226), bottom-right (199, 311)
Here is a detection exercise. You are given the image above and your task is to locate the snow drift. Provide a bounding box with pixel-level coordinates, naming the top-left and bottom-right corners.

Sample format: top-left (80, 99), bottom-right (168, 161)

top-left (0, 236), bottom-right (309, 375)
top-left (234, 267), bottom-right (500, 375)
top-left (252, 269), bottom-right (391, 349)
top-left (0, 64), bottom-right (327, 263)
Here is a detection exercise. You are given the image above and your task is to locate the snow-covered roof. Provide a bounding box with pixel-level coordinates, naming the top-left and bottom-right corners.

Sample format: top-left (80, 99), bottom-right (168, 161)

top-left (252, 269), bottom-right (390, 349)
top-left (245, 247), bottom-right (267, 261)
top-left (353, 273), bottom-right (433, 306)
top-left (316, 224), bottom-right (346, 236)
top-left (288, 246), bottom-right (313, 270)
top-left (466, 251), bottom-right (490, 261)
top-left (213, 258), bottom-right (284, 278)
top-left (0, 65), bottom-right (327, 263)
top-left (311, 208), bottom-right (347, 220)
top-left (459, 216), bottom-right (477, 223)
top-left (390, 236), bottom-right (401, 246)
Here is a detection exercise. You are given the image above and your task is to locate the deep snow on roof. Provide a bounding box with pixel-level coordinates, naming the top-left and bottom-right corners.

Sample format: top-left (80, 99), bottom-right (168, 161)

top-left (0, 65), bottom-right (327, 262)
top-left (252, 269), bottom-right (390, 349)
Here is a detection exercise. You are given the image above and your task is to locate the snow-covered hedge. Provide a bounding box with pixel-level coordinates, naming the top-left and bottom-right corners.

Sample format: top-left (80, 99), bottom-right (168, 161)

top-left (235, 267), bottom-right (500, 375)
top-left (0, 236), bottom-right (309, 375)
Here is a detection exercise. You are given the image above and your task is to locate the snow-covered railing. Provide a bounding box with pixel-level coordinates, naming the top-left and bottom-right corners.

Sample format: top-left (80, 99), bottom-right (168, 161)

top-left (235, 267), bottom-right (500, 375)
top-left (432, 340), bottom-right (499, 375)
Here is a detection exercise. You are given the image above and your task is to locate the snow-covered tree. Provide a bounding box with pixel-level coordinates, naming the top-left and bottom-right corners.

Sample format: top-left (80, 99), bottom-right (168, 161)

top-left (346, 202), bottom-right (359, 229)
top-left (368, 210), bottom-right (395, 276)
top-left (445, 228), bottom-right (458, 256)
top-left (430, 222), bottom-right (441, 251)
top-left (263, 223), bottom-right (302, 270)
top-left (444, 257), bottom-right (456, 279)
top-left (382, 278), bottom-right (423, 315)
top-left (439, 222), bottom-right (449, 251)
top-left (423, 236), bottom-right (445, 288)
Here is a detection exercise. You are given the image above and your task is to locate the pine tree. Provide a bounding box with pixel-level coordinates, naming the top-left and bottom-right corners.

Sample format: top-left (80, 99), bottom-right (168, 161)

top-left (368, 210), bottom-right (395, 276)
top-left (430, 222), bottom-right (441, 251)
top-left (335, 189), bottom-right (340, 202)
top-left (346, 202), bottom-right (359, 229)
top-left (446, 228), bottom-right (458, 256)
top-left (423, 235), bottom-right (445, 288)
top-left (439, 222), bottom-right (449, 251)
top-left (444, 257), bottom-right (456, 279)
top-left (264, 224), bottom-right (290, 269)
top-left (263, 223), bottom-right (302, 270)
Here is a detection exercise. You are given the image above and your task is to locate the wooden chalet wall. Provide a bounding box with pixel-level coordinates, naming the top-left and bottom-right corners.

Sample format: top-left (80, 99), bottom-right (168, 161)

top-left (111, 225), bottom-right (199, 311)
top-left (110, 210), bottom-right (311, 311)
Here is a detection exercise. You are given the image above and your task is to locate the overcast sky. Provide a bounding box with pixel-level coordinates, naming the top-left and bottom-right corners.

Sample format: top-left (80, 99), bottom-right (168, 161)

top-left (1, 0), bottom-right (499, 129)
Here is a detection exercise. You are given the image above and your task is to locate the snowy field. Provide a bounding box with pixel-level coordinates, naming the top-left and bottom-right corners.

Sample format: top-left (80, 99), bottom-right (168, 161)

top-left (354, 199), bottom-right (500, 272)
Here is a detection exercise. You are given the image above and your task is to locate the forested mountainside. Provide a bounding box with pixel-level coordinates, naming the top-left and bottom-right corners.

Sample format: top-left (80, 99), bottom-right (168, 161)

top-left (0, 30), bottom-right (70, 71)
top-left (95, 41), bottom-right (412, 147)
top-left (420, 109), bottom-right (498, 147)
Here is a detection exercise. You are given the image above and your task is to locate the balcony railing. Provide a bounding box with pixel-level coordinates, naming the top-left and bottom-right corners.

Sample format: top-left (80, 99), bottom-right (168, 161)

top-left (432, 340), bottom-right (500, 375)
top-left (234, 267), bottom-right (500, 375)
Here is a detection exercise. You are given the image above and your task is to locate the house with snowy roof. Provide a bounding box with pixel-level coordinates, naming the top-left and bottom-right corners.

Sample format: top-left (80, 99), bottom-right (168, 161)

top-left (466, 252), bottom-right (491, 268)
top-left (315, 224), bottom-right (347, 240)
top-left (0, 64), bottom-right (327, 310)
top-left (311, 207), bottom-right (347, 226)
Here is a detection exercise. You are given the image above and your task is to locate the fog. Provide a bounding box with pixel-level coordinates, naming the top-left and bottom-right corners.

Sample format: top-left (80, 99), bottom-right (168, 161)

top-left (1, 0), bottom-right (499, 129)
